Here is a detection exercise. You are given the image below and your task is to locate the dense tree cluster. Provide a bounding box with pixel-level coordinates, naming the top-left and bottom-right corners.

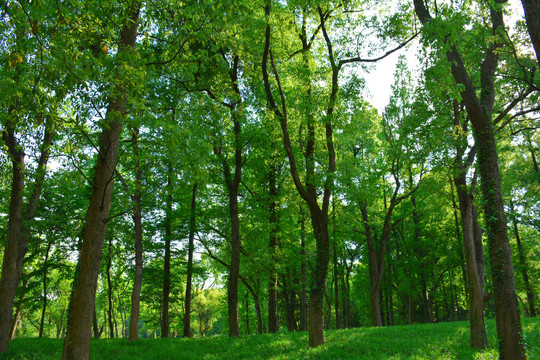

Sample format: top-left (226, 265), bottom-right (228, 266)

top-left (0, 0), bottom-right (538, 359)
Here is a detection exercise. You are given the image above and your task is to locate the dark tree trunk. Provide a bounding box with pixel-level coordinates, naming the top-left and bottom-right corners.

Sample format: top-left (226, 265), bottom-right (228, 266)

top-left (39, 241), bottom-right (53, 338)
top-left (332, 213), bottom-right (340, 329)
top-left (129, 127), bottom-right (144, 341)
top-left (511, 206), bottom-right (536, 317)
top-left (244, 293), bottom-right (250, 335)
top-left (300, 214), bottom-right (308, 331)
top-left (107, 237), bottom-right (115, 339)
top-left (183, 183), bottom-right (198, 337)
top-left (62, 5), bottom-right (140, 358)
top-left (262, 1), bottom-right (338, 347)
top-left (268, 162), bottom-right (279, 333)
top-left (0, 118), bottom-right (52, 352)
top-left (211, 56), bottom-right (243, 338)
top-left (161, 172), bottom-right (172, 338)
top-left (9, 276), bottom-right (29, 339)
top-left (521, 0), bottom-right (540, 67)
top-left (414, 2), bottom-right (525, 358)
top-left (92, 307), bottom-right (99, 339)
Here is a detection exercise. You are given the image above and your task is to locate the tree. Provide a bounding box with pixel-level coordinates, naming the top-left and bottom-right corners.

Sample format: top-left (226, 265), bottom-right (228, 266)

top-left (62, 2), bottom-right (141, 358)
top-left (413, 1), bottom-right (526, 358)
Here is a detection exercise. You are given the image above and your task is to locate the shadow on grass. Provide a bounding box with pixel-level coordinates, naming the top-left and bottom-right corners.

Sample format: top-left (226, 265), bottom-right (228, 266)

top-left (2, 317), bottom-right (538, 360)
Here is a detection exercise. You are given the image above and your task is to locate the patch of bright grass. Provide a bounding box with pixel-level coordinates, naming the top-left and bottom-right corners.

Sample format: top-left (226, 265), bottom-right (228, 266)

top-left (2, 317), bottom-right (538, 359)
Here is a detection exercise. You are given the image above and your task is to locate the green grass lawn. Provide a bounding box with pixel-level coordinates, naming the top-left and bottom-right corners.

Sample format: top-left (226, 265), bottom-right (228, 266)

top-left (3, 317), bottom-right (539, 359)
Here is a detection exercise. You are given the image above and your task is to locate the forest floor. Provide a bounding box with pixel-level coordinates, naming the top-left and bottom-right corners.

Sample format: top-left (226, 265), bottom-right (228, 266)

top-left (3, 317), bottom-right (539, 359)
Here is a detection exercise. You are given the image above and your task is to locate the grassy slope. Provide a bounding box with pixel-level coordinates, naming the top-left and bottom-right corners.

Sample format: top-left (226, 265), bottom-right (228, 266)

top-left (3, 318), bottom-right (539, 360)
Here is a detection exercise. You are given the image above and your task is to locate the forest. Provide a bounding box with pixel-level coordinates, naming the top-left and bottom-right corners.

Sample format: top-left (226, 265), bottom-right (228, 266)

top-left (0, 0), bottom-right (539, 359)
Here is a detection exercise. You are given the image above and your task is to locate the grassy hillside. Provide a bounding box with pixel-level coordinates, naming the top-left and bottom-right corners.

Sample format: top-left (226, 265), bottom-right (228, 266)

top-left (3, 318), bottom-right (539, 359)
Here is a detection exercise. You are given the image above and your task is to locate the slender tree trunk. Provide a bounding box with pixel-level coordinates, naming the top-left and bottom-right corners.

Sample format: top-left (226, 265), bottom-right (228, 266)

top-left (212, 57), bottom-right (243, 338)
top-left (9, 276), bottom-right (29, 340)
top-left (300, 214), bottom-right (308, 331)
top-left (129, 127), bottom-right (144, 341)
top-left (62, 5), bottom-right (140, 358)
top-left (183, 183), bottom-right (198, 337)
top-left (161, 172), bottom-right (172, 338)
top-left (39, 241), bottom-right (53, 338)
top-left (57, 304), bottom-right (66, 339)
top-left (511, 208), bottom-right (536, 317)
top-left (268, 162), bottom-right (279, 333)
top-left (414, 2), bottom-right (525, 358)
top-left (92, 307), bottom-right (99, 339)
top-left (0, 119), bottom-right (52, 353)
top-left (244, 293), bottom-right (250, 335)
top-left (332, 219), bottom-right (340, 329)
top-left (107, 237), bottom-right (115, 339)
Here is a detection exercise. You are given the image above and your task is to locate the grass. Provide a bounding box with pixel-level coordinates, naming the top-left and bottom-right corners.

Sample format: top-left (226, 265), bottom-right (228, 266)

top-left (2, 317), bottom-right (539, 360)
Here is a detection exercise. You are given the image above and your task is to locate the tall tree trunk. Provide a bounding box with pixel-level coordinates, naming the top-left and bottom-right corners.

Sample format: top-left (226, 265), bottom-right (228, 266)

top-left (300, 214), bottom-right (308, 331)
top-left (0, 117), bottom-right (52, 353)
top-left (211, 56), bottom-right (243, 338)
top-left (244, 293), bottom-right (250, 335)
top-left (39, 241), bottom-right (53, 338)
top-left (332, 202), bottom-right (340, 329)
top-left (129, 127), bottom-right (144, 341)
top-left (62, 5), bottom-right (140, 358)
top-left (521, 0), bottom-right (540, 67)
top-left (268, 162), bottom-right (279, 333)
top-left (262, 2), bottom-right (338, 347)
top-left (183, 183), bottom-right (198, 338)
top-left (414, 2), bottom-right (525, 358)
top-left (92, 307), bottom-right (99, 339)
top-left (511, 206), bottom-right (536, 317)
top-left (107, 237), bottom-right (115, 339)
top-left (9, 276), bottom-right (29, 340)
top-left (161, 172), bottom-right (172, 338)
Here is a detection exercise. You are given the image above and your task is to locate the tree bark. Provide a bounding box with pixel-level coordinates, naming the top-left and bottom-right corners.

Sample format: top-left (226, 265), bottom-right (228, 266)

top-left (62, 4), bottom-right (140, 358)
top-left (0, 117), bottom-right (52, 353)
top-left (39, 240), bottom-right (53, 338)
top-left (262, 3), bottom-right (337, 346)
top-left (129, 127), bottom-right (144, 341)
top-left (300, 214), bottom-right (308, 332)
top-left (183, 183), bottom-right (198, 337)
top-left (268, 162), bottom-right (279, 333)
top-left (161, 171), bottom-right (172, 338)
top-left (107, 237), bottom-right (115, 339)
top-left (521, 0), bottom-right (540, 67)
top-left (511, 205), bottom-right (536, 317)
top-left (414, 1), bottom-right (525, 358)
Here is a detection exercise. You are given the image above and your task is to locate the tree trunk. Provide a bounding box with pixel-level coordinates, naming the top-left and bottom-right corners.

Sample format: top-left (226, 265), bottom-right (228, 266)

top-left (92, 307), bottom-right (99, 339)
top-left (62, 5), bottom-right (140, 358)
top-left (511, 210), bottom-right (536, 317)
top-left (39, 241), bottom-right (53, 338)
top-left (107, 237), bottom-right (115, 339)
top-left (212, 57), bottom-right (243, 338)
top-left (300, 214), bottom-right (308, 331)
top-left (244, 293), bottom-right (250, 335)
top-left (183, 183), bottom-right (198, 338)
top-left (332, 226), bottom-right (340, 329)
top-left (268, 163), bottom-right (279, 333)
top-left (9, 276), bottom-right (29, 340)
top-left (0, 118), bottom-right (52, 353)
top-left (521, 0), bottom-right (540, 67)
top-left (161, 172), bottom-right (172, 338)
top-left (129, 127), bottom-right (144, 341)
top-left (414, 2), bottom-right (525, 358)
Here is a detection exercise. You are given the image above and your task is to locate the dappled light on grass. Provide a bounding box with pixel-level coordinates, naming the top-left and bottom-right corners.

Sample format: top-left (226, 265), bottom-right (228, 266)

top-left (3, 318), bottom-right (539, 359)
